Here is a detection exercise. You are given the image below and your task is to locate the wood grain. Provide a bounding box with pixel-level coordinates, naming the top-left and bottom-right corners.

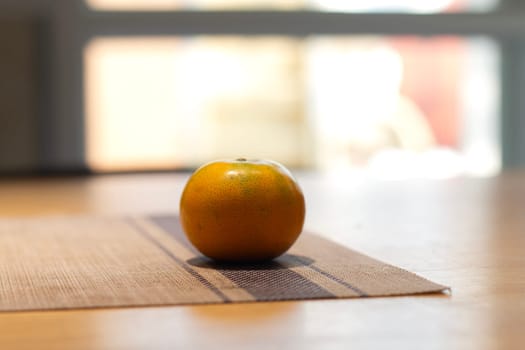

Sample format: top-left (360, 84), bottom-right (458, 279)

top-left (0, 172), bottom-right (524, 350)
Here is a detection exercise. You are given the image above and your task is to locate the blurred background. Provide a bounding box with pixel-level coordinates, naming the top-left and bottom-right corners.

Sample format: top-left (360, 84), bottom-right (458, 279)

top-left (2, 0), bottom-right (525, 179)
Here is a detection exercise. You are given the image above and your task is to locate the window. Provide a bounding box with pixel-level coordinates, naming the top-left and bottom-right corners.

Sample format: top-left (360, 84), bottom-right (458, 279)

top-left (86, 0), bottom-right (497, 12)
top-left (85, 36), bottom-right (307, 170)
top-left (40, 0), bottom-right (525, 176)
top-left (85, 35), bottom-right (499, 178)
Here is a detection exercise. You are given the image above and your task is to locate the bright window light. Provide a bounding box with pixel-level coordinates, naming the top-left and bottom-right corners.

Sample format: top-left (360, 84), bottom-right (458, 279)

top-left (85, 35), bottom-right (500, 178)
top-left (86, 0), bottom-right (498, 12)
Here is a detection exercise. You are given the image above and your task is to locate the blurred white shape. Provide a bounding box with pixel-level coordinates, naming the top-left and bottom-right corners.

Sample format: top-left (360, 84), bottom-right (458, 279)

top-left (368, 148), bottom-right (464, 180)
top-left (310, 0), bottom-right (499, 13)
top-left (307, 36), bottom-right (500, 179)
top-left (85, 38), bottom-right (183, 171)
top-left (86, 0), bottom-right (303, 10)
top-left (87, 0), bottom-right (179, 10)
top-left (460, 38), bottom-right (501, 177)
top-left (307, 38), bottom-right (404, 170)
top-left (85, 34), bottom-right (500, 178)
top-left (85, 36), bottom-right (306, 171)
top-left (312, 0), bottom-right (455, 13)
top-left (86, 0), bottom-right (498, 11)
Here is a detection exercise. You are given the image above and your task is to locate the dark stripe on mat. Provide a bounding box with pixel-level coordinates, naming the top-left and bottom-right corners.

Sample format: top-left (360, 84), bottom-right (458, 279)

top-left (150, 215), bottom-right (337, 301)
top-left (221, 263), bottom-right (335, 301)
top-left (152, 215), bottom-right (368, 298)
top-left (127, 218), bottom-right (231, 303)
top-left (151, 216), bottom-right (200, 254)
top-left (289, 255), bottom-right (367, 297)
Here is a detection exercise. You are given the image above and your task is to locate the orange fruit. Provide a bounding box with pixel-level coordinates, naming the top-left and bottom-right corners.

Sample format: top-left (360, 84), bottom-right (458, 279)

top-left (179, 158), bottom-right (306, 262)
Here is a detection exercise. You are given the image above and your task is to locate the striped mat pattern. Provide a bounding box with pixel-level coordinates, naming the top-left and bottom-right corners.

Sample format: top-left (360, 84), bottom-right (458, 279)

top-left (0, 215), bottom-right (448, 311)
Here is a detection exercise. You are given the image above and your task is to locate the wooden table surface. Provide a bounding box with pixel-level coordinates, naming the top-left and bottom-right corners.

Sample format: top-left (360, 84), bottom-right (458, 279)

top-left (0, 172), bottom-right (524, 350)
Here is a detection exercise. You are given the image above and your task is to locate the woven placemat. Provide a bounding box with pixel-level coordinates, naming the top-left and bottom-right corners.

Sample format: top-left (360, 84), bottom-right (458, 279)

top-left (0, 215), bottom-right (448, 311)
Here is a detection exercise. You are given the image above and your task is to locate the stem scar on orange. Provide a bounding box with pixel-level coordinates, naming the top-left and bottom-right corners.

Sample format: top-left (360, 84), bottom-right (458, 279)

top-left (179, 158), bottom-right (306, 262)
